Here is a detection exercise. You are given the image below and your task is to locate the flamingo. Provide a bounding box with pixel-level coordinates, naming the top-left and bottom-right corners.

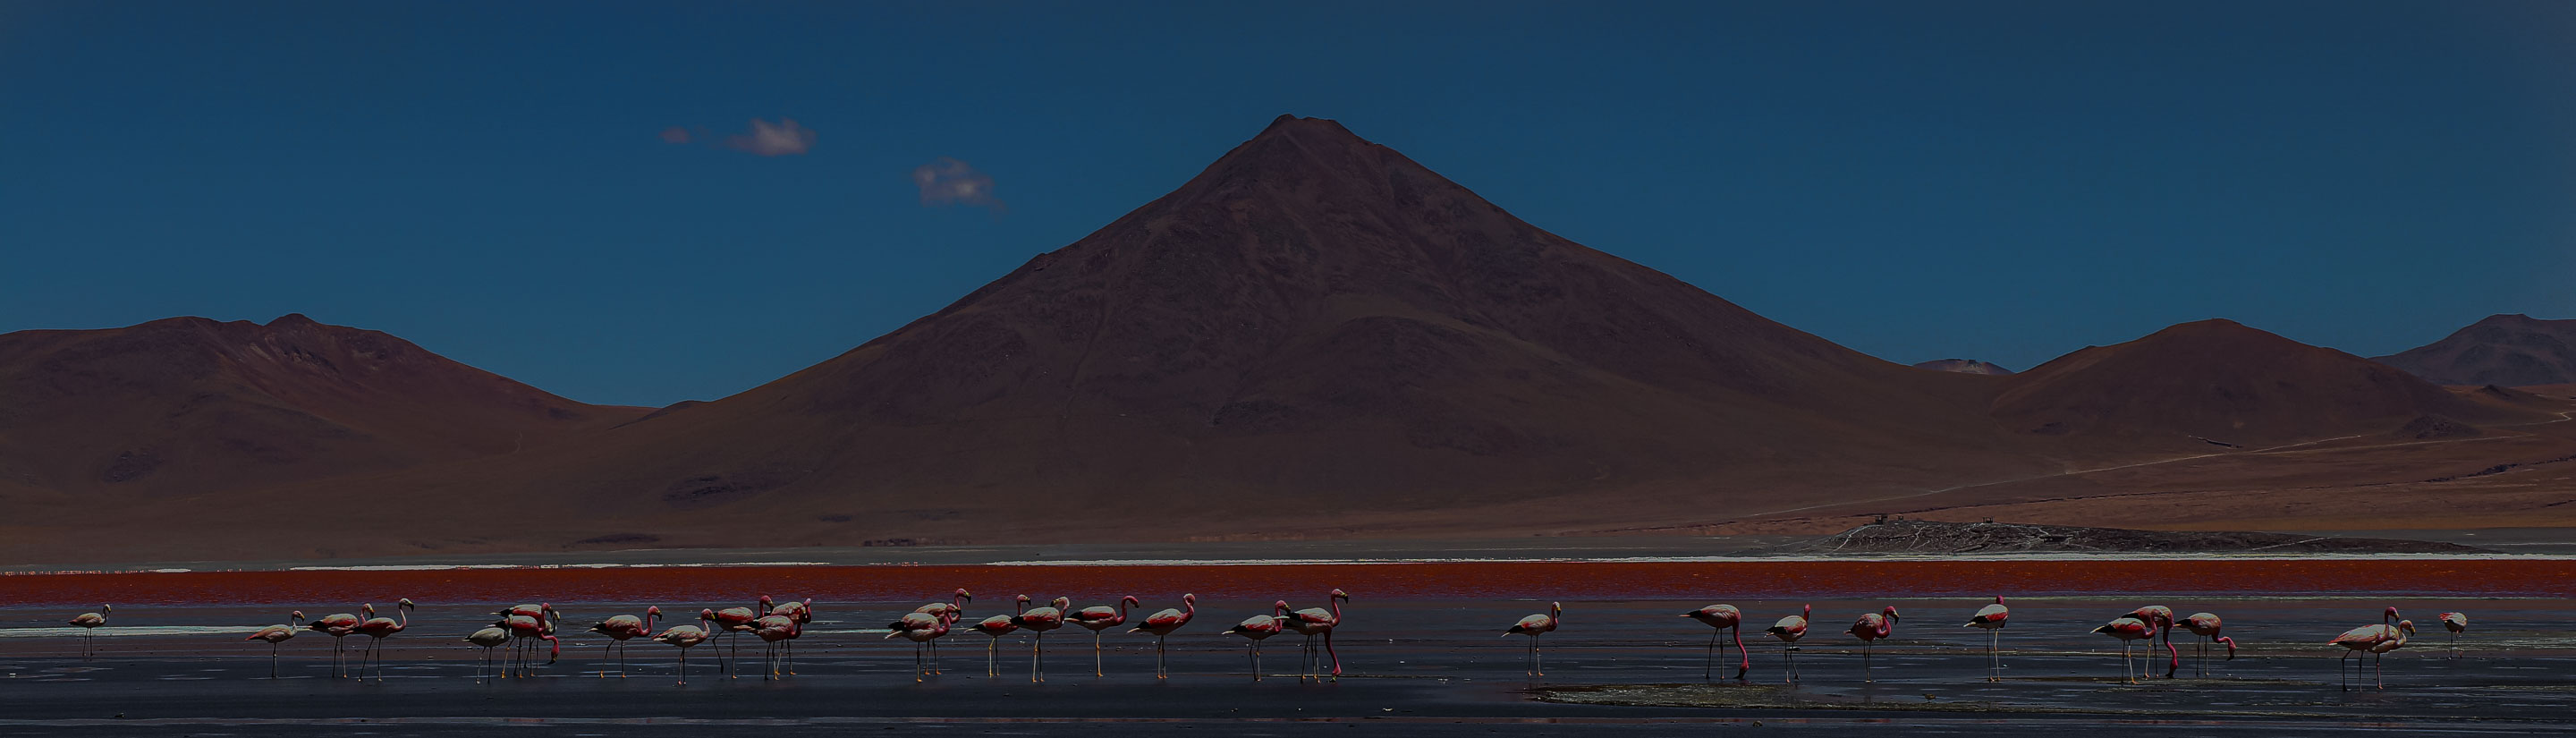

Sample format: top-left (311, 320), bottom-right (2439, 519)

top-left (1847, 607), bottom-right (1899, 683)
top-left (587, 606), bottom-right (661, 678)
top-left (1282, 589), bottom-right (1350, 681)
top-left (1681, 603), bottom-right (1749, 681)
top-left (305, 608), bottom-right (363, 678)
top-left (886, 610), bottom-right (953, 682)
top-left (66, 604), bottom-right (110, 661)
top-left (351, 598), bottom-right (415, 681)
top-left (708, 595), bottom-right (774, 678)
top-left (769, 598), bottom-right (815, 674)
top-left (497, 610), bottom-right (561, 678)
top-left (1962, 596), bottom-right (2008, 682)
top-left (651, 612), bottom-right (716, 686)
top-left (1223, 601), bottom-right (1290, 680)
top-left (496, 602), bottom-right (556, 620)
top-left (2181, 612), bottom-right (2234, 676)
top-left (1010, 596), bottom-right (1071, 683)
top-left (245, 611), bottom-right (304, 679)
top-left (1764, 604), bottom-right (1809, 683)
top-left (2121, 606), bottom-right (2181, 679)
top-left (752, 614), bottom-right (801, 680)
top-left (2370, 618), bottom-right (2416, 687)
top-left (2092, 615), bottom-right (2160, 683)
top-left (2437, 612), bottom-right (2468, 657)
top-left (968, 595), bottom-right (1030, 677)
top-left (463, 627), bottom-right (511, 683)
top-left (1066, 595), bottom-right (1138, 677)
top-left (1128, 593), bottom-right (1198, 680)
top-left (2329, 607), bottom-right (2402, 691)
top-left (1504, 601), bottom-right (1562, 677)
top-left (912, 590), bottom-right (969, 674)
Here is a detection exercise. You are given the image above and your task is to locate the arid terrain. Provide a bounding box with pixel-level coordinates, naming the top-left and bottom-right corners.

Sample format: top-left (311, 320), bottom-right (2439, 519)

top-left (4, 117), bottom-right (2572, 565)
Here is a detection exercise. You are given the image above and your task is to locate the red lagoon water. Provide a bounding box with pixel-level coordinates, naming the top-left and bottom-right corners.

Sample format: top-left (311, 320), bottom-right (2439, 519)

top-left (4, 559), bottom-right (2572, 607)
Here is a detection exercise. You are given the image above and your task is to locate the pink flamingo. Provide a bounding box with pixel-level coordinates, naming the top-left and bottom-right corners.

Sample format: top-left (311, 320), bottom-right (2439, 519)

top-left (1764, 604), bottom-right (1809, 683)
top-left (968, 595), bottom-right (1030, 677)
top-left (245, 611), bottom-right (304, 679)
top-left (497, 609), bottom-right (561, 678)
top-left (1283, 589), bottom-right (1350, 681)
top-left (2329, 607), bottom-right (2402, 691)
top-left (650, 611), bottom-right (716, 686)
top-left (2122, 606), bottom-right (2180, 678)
top-left (1962, 596), bottom-right (2009, 682)
top-left (2181, 612), bottom-right (2234, 677)
top-left (351, 599), bottom-right (415, 681)
top-left (65, 604), bottom-right (110, 661)
top-left (912, 590), bottom-right (968, 671)
top-left (767, 598), bottom-right (815, 674)
top-left (1847, 607), bottom-right (1899, 683)
top-left (886, 610), bottom-right (953, 682)
top-left (708, 595), bottom-right (773, 678)
top-left (1504, 601), bottom-right (1562, 677)
top-left (305, 608), bottom-right (362, 678)
top-left (1067, 595), bottom-right (1138, 677)
top-left (752, 614), bottom-right (801, 680)
top-left (2092, 615), bottom-right (2162, 683)
top-left (2437, 612), bottom-right (2468, 657)
top-left (1127, 594), bottom-right (1198, 680)
top-left (463, 626), bottom-right (511, 683)
top-left (1224, 601), bottom-right (1289, 680)
top-left (587, 606), bottom-right (661, 678)
top-left (1010, 596), bottom-right (1071, 683)
top-left (1682, 603), bottom-right (1749, 681)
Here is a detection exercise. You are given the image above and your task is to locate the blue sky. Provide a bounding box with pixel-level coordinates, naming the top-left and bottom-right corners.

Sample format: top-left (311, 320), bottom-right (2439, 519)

top-left (4, 1), bottom-right (2572, 406)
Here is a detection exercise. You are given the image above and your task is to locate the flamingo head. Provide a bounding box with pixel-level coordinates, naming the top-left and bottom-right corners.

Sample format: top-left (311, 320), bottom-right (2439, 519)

top-left (1883, 606), bottom-right (1901, 623)
top-left (1801, 604), bottom-right (1811, 618)
top-left (290, 610), bottom-right (305, 624)
top-left (397, 598), bottom-right (415, 611)
top-left (699, 608), bottom-right (717, 623)
top-left (1122, 595), bottom-right (1140, 607)
top-left (646, 606), bottom-right (663, 616)
top-left (1272, 599), bottom-right (1291, 615)
top-left (2384, 607), bottom-right (2401, 620)
top-left (1182, 593), bottom-right (1197, 605)
top-left (953, 588), bottom-right (971, 603)
top-left (2397, 620), bottom-right (2417, 635)
top-left (2216, 635), bottom-right (2238, 659)
top-left (1051, 597), bottom-right (1072, 609)
top-left (1330, 589), bottom-right (1351, 601)
top-left (101, 604), bottom-right (113, 614)
top-left (1549, 601), bottom-right (1563, 617)
top-left (1993, 596), bottom-right (2006, 606)
top-left (758, 595), bottom-right (775, 609)
top-left (362, 603), bottom-right (376, 616)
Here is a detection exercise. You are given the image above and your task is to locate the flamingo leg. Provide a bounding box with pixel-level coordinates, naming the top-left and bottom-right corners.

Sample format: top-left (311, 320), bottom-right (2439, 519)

top-left (676, 647), bottom-right (688, 687)
top-left (1250, 640), bottom-right (1261, 681)
top-left (1533, 632), bottom-right (1544, 677)
top-left (1862, 640), bottom-right (1872, 683)
top-left (1030, 632), bottom-right (1044, 683)
top-left (987, 637), bottom-right (999, 677)
top-left (1094, 631), bottom-right (1104, 677)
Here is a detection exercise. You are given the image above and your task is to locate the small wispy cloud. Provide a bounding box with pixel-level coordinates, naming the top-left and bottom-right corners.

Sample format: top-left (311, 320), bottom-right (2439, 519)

top-left (659, 126), bottom-right (692, 144)
top-left (722, 118), bottom-right (816, 157)
top-left (912, 157), bottom-right (1003, 211)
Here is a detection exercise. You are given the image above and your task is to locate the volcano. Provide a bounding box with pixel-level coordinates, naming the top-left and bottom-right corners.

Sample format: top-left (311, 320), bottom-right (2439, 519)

top-left (0, 315), bottom-right (647, 500)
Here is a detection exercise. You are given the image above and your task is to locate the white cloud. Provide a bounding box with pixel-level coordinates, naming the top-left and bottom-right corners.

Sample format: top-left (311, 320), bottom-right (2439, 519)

top-left (912, 157), bottom-right (1002, 210)
top-left (722, 118), bottom-right (815, 157)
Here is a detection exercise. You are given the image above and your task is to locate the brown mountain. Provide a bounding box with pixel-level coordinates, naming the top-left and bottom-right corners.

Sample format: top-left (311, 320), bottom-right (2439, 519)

top-left (41, 115), bottom-right (2093, 561)
top-left (2374, 313), bottom-right (2576, 387)
top-left (0, 314), bottom-right (648, 498)
top-left (1992, 318), bottom-right (2546, 449)
top-left (1913, 359), bottom-right (2014, 376)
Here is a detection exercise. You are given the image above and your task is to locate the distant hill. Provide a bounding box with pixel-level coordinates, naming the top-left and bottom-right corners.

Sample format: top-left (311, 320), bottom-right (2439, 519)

top-left (1992, 318), bottom-right (2548, 448)
top-left (2374, 314), bottom-right (2576, 386)
top-left (0, 314), bottom-right (647, 499)
top-left (1913, 359), bottom-right (2014, 376)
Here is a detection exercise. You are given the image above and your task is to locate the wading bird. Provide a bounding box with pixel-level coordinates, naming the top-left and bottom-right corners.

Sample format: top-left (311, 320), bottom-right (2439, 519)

top-left (67, 604), bottom-right (111, 661)
top-left (2437, 612), bottom-right (2468, 657)
top-left (1962, 596), bottom-right (2008, 682)
top-left (497, 609), bottom-right (560, 678)
top-left (651, 612), bottom-right (716, 686)
top-left (911, 590), bottom-right (968, 673)
top-left (1224, 601), bottom-right (1289, 680)
top-left (1505, 601), bottom-right (1562, 677)
top-left (1010, 596), bottom-right (1071, 683)
top-left (753, 613), bottom-right (801, 680)
top-left (1765, 604), bottom-right (1809, 683)
top-left (246, 611), bottom-right (304, 679)
top-left (886, 610), bottom-right (951, 682)
top-left (351, 599), bottom-right (415, 681)
top-left (969, 595), bottom-right (1030, 677)
top-left (1848, 607), bottom-right (1899, 683)
top-left (1682, 603), bottom-right (1748, 681)
top-left (2181, 612), bottom-right (2234, 676)
top-left (769, 598), bottom-right (815, 673)
top-left (1066, 595), bottom-right (1137, 677)
top-left (587, 606), bottom-right (661, 678)
top-left (1128, 593), bottom-right (1198, 680)
top-left (463, 627), bottom-right (511, 683)
top-left (2122, 606), bottom-right (2181, 679)
top-left (2329, 607), bottom-right (2403, 691)
top-left (2092, 615), bottom-right (2159, 683)
top-left (708, 595), bottom-right (774, 678)
top-left (1283, 589), bottom-right (1350, 681)
top-left (306, 608), bottom-right (363, 678)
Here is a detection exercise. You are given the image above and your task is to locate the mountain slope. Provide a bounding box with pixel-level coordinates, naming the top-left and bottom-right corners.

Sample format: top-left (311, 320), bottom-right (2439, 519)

top-left (1914, 359), bottom-right (2014, 376)
top-left (1993, 319), bottom-right (2546, 448)
top-left (0, 314), bottom-right (648, 498)
top-left (2374, 314), bottom-right (2576, 386)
